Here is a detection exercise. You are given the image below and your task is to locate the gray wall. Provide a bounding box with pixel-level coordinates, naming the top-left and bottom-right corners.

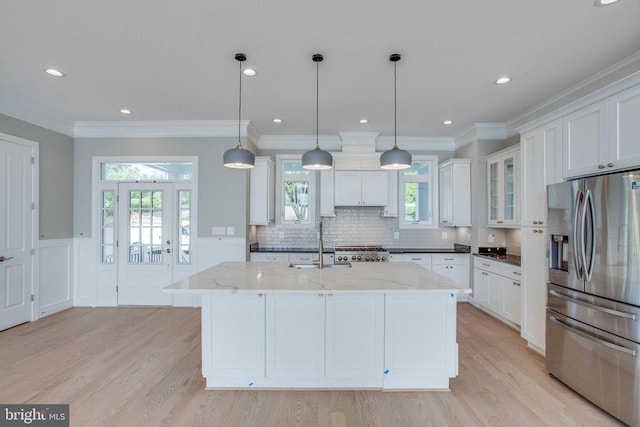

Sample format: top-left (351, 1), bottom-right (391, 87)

top-left (0, 113), bottom-right (74, 239)
top-left (74, 136), bottom-right (249, 238)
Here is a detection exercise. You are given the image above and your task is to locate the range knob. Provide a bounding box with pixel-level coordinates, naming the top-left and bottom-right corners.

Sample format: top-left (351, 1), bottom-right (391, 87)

top-left (352, 255), bottom-right (357, 261)
top-left (357, 255), bottom-right (362, 260)
top-left (381, 256), bottom-right (387, 261)
top-left (365, 256), bottom-right (370, 261)
top-left (338, 256), bottom-right (344, 261)
top-left (376, 256), bottom-right (381, 261)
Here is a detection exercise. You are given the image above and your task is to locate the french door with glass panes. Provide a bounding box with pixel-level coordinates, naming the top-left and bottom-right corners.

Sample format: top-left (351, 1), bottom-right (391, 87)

top-left (117, 182), bottom-right (190, 305)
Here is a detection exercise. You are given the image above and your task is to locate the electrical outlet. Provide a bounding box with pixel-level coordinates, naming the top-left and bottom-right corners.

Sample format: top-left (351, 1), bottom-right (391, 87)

top-left (393, 232), bottom-right (399, 240)
top-left (226, 226), bottom-right (235, 236)
top-left (441, 232), bottom-right (448, 240)
top-left (212, 226), bottom-right (225, 235)
top-left (488, 234), bottom-right (495, 243)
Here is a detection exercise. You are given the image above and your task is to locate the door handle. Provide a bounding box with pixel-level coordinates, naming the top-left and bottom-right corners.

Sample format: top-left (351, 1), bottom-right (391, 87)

top-left (549, 316), bottom-right (636, 356)
top-left (0, 256), bottom-right (15, 262)
top-left (165, 248), bottom-right (171, 254)
top-left (573, 190), bottom-right (584, 280)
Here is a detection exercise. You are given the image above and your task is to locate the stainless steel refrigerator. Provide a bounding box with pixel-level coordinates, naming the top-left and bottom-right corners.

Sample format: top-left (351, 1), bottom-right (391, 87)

top-left (546, 169), bottom-right (640, 426)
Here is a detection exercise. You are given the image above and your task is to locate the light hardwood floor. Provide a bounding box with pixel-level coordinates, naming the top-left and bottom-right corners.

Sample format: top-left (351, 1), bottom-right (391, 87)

top-left (0, 303), bottom-right (623, 426)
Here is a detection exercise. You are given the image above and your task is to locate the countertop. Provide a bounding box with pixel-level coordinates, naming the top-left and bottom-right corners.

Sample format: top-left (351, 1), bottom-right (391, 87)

top-left (164, 261), bottom-right (472, 294)
top-left (474, 253), bottom-right (522, 267)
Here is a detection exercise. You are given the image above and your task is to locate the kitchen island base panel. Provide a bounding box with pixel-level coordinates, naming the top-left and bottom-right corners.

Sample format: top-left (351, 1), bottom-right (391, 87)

top-left (200, 290), bottom-right (460, 391)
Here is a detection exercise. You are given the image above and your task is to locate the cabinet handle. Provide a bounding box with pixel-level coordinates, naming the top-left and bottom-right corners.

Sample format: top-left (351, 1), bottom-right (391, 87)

top-left (513, 282), bottom-right (520, 286)
top-left (327, 293), bottom-right (333, 297)
top-left (513, 272), bottom-right (521, 276)
top-left (598, 164), bottom-right (606, 169)
top-left (482, 263), bottom-right (491, 267)
top-left (444, 258), bottom-right (454, 261)
top-left (497, 220), bottom-right (504, 224)
top-left (257, 293), bottom-right (263, 297)
top-left (481, 272), bottom-right (489, 276)
top-left (607, 162), bottom-right (615, 168)
top-left (319, 294), bottom-right (324, 297)
top-left (411, 257), bottom-right (421, 261)
top-left (441, 220), bottom-right (448, 223)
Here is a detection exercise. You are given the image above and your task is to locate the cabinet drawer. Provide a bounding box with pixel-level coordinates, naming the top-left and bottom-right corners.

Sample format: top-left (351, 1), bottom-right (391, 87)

top-left (432, 253), bottom-right (468, 265)
top-left (402, 253), bottom-right (432, 265)
top-left (289, 253), bottom-right (318, 264)
top-left (250, 252), bottom-right (289, 262)
top-left (473, 256), bottom-right (500, 272)
top-left (501, 265), bottom-right (522, 281)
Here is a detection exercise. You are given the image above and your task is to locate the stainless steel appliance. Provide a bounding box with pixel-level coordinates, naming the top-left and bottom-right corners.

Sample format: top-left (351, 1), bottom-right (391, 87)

top-left (546, 170), bottom-right (640, 426)
top-left (334, 246), bottom-right (389, 263)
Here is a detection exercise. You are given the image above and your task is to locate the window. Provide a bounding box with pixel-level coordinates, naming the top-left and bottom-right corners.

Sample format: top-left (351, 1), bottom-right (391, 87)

top-left (101, 162), bottom-right (193, 181)
top-left (177, 190), bottom-right (191, 264)
top-left (101, 190), bottom-right (115, 263)
top-left (399, 155), bottom-right (438, 228)
top-left (276, 155), bottom-right (316, 227)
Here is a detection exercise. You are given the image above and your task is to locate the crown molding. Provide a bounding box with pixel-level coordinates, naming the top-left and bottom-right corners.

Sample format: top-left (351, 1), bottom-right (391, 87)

top-left (376, 136), bottom-right (455, 152)
top-left (0, 95), bottom-right (74, 136)
top-left (257, 135), bottom-right (342, 151)
top-left (512, 51), bottom-right (640, 133)
top-left (454, 123), bottom-right (513, 148)
top-left (73, 120), bottom-right (252, 138)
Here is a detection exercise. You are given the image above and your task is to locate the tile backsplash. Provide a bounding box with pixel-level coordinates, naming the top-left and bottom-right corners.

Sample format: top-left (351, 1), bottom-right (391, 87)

top-left (255, 207), bottom-right (458, 249)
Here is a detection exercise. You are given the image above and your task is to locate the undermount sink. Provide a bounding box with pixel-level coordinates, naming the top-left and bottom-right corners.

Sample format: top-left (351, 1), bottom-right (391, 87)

top-left (289, 263), bottom-right (352, 269)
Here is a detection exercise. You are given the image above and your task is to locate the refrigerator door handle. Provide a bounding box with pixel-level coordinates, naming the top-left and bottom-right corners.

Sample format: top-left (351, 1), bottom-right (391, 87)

top-left (549, 316), bottom-right (637, 357)
top-left (549, 288), bottom-right (637, 320)
top-left (584, 189), bottom-right (596, 282)
top-left (573, 190), bottom-right (584, 280)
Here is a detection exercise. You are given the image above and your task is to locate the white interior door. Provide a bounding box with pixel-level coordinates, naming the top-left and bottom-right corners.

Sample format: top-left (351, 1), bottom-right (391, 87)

top-left (0, 138), bottom-right (34, 330)
top-left (117, 182), bottom-right (174, 305)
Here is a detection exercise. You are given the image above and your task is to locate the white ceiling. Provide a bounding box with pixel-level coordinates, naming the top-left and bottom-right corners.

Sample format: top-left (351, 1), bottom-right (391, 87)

top-left (1, 0), bottom-right (639, 143)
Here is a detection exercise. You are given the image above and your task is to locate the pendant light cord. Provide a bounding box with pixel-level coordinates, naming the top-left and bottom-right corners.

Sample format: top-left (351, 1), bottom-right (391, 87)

top-left (316, 59), bottom-right (319, 148)
top-left (238, 57), bottom-right (242, 145)
top-left (394, 60), bottom-right (397, 145)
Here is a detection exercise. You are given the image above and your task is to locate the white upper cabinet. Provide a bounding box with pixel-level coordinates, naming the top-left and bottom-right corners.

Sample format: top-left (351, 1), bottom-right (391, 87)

top-left (319, 167), bottom-right (335, 217)
top-left (438, 158), bottom-right (471, 227)
top-left (487, 146), bottom-right (520, 227)
top-left (383, 170), bottom-right (398, 217)
top-left (521, 119), bottom-right (562, 226)
top-left (608, 84), bottom-right (640, 172)
top-left (249, 156), bottom-right (275, 225)
top-left (563, 100), bottom-right (608, 179)
top-left (334, 170), bottom-right (388, 206)
top-left (563, 84), bottom-right (640, 179)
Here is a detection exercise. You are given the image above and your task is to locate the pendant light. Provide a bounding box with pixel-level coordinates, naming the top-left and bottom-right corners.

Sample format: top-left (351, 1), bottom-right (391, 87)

top-left (302, 54), bottom-right (333, 170)
top-left (223, 53), bottom-right (255, 169)
top-left (380, 53), bottom-right (412, 170)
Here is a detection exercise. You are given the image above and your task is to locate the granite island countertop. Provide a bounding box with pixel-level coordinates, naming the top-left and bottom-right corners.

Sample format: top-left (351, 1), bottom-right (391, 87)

top-left (164, 261), bottom-right (471, 294)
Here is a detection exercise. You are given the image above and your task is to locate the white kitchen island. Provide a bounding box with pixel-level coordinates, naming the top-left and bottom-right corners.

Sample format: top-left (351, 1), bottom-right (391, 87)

top-left (164, 261), bottom-right (471, 390)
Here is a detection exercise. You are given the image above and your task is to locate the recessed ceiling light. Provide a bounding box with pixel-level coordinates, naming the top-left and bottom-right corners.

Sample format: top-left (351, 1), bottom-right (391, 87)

top-left (443, 120), bottom-right (453, 125)
top-left (595, 0), bottom-right (619, 5)
top-left (272, 118), bottom-right (282, 123)
top-left (242, 68), bottom-right (256, 77)
top-left (495, 76), bottom-right (512, 85)
top-left (44, 68), bottom-right (65, 77)
top-left (359, 119), bottom-right (369, 124)
top-left (120, 109), bottom-right (132, 115)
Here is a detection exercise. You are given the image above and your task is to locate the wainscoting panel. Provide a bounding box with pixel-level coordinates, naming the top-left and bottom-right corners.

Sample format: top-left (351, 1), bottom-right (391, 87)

top-left (38, 239), bottom-right (73, 317)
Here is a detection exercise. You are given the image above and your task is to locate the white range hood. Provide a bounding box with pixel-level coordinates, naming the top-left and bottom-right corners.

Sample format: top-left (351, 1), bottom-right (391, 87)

top-left (334, 132), bottom-right (381, 170)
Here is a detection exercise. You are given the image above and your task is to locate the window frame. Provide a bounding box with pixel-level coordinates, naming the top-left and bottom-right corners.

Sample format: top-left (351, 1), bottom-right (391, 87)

top-left (398, 155), bottom-right (439, 229)
top-left (275, 154), bottom-right (317, 228)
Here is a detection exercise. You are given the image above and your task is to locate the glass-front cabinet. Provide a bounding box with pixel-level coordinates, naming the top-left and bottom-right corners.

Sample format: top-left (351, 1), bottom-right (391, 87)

top-left (486, 146), bottom-right (520, 227)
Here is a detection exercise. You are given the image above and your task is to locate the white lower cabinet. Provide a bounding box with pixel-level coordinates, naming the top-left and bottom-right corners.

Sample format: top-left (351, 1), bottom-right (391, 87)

top-left (202, 291), bottom-right (458, 389)
top-left (250, 252), bottom-right (290, 262)
top-left (472, 256), bottom-right (521, 327)
top-left (521, 227), bottom-right (548, 353)
top-left (384, 293), bottom-right (457, 389)
top-left (203, 293), bottom-right (266, 382)
top-left (266, 294), bottom-right (326, 379)
top-left (325, 293), bottom-right (384, 379)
